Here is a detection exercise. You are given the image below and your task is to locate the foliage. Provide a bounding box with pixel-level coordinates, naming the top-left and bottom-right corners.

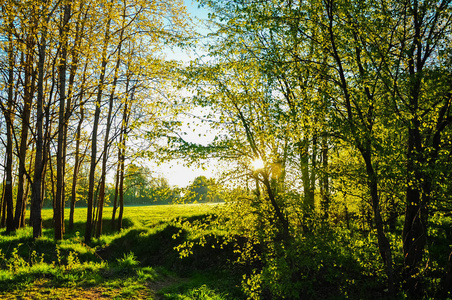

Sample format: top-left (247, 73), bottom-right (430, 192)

top-left (165, 0), bottom-right (452, 298)
top-left (182, 176), bottom-right (226, 204)
top-left (1, 200), bottom-right (451, 299)
top-left (119, 164), bottom-right (180, 205)
top-left (0, 0), bottom-right (196, 240)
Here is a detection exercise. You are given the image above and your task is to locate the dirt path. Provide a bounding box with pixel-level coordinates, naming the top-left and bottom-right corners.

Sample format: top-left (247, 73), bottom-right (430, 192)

top-left (1, 276), bottom-right (187, 300)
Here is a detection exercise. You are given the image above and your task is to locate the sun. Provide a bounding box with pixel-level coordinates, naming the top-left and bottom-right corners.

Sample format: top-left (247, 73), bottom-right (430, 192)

top-left (251, 158), bottom-right (265, 171)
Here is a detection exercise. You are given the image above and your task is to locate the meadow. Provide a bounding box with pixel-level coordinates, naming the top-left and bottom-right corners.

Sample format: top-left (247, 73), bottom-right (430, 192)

top-left (0, 204), bottom-right (242, 299)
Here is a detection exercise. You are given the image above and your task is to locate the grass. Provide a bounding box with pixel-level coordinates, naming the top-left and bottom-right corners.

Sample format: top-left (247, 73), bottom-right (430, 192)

top-left (40, 203), bottom-right (219, 226)
top-left (0, 203), bottom-right (243, 299)
top-left (4, 204), bottom-right (451, 299)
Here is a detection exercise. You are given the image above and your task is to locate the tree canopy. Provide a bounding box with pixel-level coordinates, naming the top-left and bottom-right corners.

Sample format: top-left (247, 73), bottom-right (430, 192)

top-left (173, 0), bottom-right (452, 297)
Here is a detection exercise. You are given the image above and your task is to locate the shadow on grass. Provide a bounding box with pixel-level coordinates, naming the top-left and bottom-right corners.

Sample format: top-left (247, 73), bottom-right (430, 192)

top-left (176, 213), bottom-right (218, 224)
top-left (96, 224), bottom-right (244, 299)
top-left (97, 223), bottom-right (236, 274)
top-left (0, 214), bottom-right (244, 299)
top-left (97, 225), bottom-right (187, 268)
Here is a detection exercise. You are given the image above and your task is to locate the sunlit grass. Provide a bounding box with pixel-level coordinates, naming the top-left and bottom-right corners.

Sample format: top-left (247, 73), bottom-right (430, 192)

top-left (0, 203), bottom-right (240, 299)
top-left (39, 203), bottom-right (221, 228)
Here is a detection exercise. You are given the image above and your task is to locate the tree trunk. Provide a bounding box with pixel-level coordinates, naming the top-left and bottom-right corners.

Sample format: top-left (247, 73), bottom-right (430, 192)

top-left (401, 2), bottom-right (429, 294)
top-left (14, 33), bottom-right (35, 231)
top-left (117, 101), bottom-right (129, 231)
top-left (54, 3), bottom-right (71, 240)
top-left (30, 7), bottom-right (50, 237)
top-left (310, 135), bottom-right (317, 201)
top-left (69, 105), bottom-right (84, 231)
top-left (360, 148), bottom-right (395, 295)
top-left (96, 22), bottom-right (124, 237)
top-left (115, 44), bottom-right (135, 231)
top-left (117, 159), bottom-right (125, 231)
top-left (320, 135), bottom-right (330, 219)
top-left (116, 98), bottom-right (129, 231)
top-left (4, 18), bottom-right (16, 233)
top-left (85, 15), bottom-right (112, 243)
top-left (111, 160), bottom-right (120, 230)
top-left (262, 174), bottom-right (290, 241)
top-left (21, 165), bottom-right (32, 227)
top-left (402, 124), bottom-right (430, 296)
top-left (0, 178), bottom-right (5, 228)
top-left (117, 99), bottom-right (130, 231)
top-left (68, 3), bottom-right (87, 232)
top-left (299, 141), bottom-right (314, 215)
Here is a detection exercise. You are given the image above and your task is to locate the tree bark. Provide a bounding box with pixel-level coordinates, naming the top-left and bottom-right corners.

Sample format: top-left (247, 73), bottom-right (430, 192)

top-left (96, 19), bottom-right (124, 237)
top-left (401, 3), bottom-right (426, 292)
top-left (66, 1), bottom-right (87, 232)
top-left (69, 104), bottom-right (84, 231)
top-left (85, 14), bottom-right (112, 243)
top-left (55, 3), bottom-right (71, 240)
top-left (111, 159), bottom-right (120, 230)
top-left (14, 32), bottom-right (35, 231)
top-left (320, 135), bottom-right (330, 219)
top-left (31, 47), bottom-right (45, 236)
top-left (4, 17), bottom-right (16, 233)
top-left (361, 147), bottom-right (395, 295)
top-left (117, 95), bottom-right (130, 231)
top-left (299, 141), bottom-right (314, 216)
top-left (262, 174), bottom-right (290, 241)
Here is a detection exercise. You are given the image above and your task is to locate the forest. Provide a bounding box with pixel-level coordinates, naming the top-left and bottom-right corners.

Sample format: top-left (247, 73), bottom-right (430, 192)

top-left (1, 0), bottom-right (451, 299)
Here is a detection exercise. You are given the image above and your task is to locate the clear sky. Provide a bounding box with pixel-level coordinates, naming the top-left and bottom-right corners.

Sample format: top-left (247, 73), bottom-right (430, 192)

top-left (184, 0), bottom-right (210, 20)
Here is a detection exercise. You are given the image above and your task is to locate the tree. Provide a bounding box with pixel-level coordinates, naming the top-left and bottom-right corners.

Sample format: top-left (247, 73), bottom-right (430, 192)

top-left (84, 1), bottom-right (111, 243)
top-left (30, 0), bottom-right (53, 238)
top-left (185, 176), bottom-right (212, 203)
top-left (95, 1), bottom-right (126, 239)
top-left (13, 1), bottom-right (38, 231)
top-left (0, 0), bottom-right (193, 241)
top-left (54, 1), bottom-right (72, 240)
top-left (181, 0), bottom-right (451, 297)
top-left (1, 1), bottom-right (17, 233)
top-left (84, 0), bottom-right (192, 242)
top-left (381, 1), bottom-right (452, 294)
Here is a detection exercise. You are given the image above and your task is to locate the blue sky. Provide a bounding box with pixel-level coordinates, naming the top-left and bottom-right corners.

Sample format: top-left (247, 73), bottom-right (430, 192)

top-left (184, 0), bottom-right (210, 20)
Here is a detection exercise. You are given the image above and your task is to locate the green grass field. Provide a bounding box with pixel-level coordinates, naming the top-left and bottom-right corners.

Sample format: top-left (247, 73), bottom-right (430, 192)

top-left (0, 204), bottom-right (242, 299)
